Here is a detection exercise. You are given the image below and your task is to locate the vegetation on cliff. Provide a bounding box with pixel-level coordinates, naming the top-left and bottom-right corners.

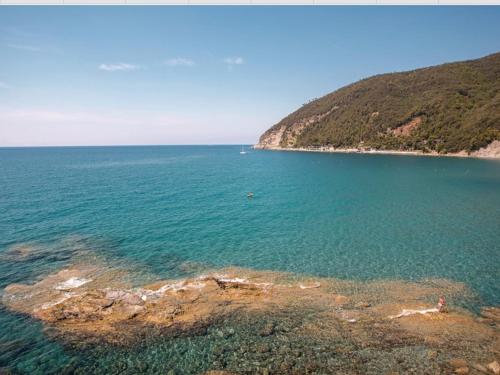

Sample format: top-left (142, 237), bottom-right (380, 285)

top-left (259, 52), bottom-right (500, 154)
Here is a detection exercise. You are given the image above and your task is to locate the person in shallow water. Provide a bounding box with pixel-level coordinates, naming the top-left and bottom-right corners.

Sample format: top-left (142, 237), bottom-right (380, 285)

top-left (247, 192), bottom-right (254, 198)
top-left (438, 296), bottom-right (447, 312)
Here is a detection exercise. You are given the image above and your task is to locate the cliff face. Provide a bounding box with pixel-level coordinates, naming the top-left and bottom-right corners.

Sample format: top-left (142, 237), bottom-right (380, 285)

top-left (256, 53), bottom-right (500, 155)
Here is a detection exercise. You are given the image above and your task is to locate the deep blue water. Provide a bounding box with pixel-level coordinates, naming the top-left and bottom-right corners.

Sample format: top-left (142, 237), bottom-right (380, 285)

top-left (0, 145), bottom-right (499, 373)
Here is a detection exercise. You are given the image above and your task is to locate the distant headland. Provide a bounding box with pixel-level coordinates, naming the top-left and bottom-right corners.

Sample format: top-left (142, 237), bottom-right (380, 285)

top-left (256, 52), bottom-right (500, 159)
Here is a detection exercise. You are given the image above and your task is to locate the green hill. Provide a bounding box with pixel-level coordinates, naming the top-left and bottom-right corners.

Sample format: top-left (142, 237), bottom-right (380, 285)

top-left (256, 52), bottom-right (500, 155)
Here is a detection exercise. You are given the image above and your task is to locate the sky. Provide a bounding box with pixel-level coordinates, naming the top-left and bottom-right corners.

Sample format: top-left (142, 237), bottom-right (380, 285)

top-left (0, 6), bottom-right (500, 147)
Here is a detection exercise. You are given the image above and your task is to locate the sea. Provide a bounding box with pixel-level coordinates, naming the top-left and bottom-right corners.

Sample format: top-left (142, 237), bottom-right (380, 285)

top-left (0, 145), bottom-right (499, 374)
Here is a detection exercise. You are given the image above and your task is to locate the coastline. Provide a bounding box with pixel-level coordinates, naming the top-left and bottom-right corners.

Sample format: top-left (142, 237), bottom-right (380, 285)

top-left (253, 144), bottom-right (500, 160)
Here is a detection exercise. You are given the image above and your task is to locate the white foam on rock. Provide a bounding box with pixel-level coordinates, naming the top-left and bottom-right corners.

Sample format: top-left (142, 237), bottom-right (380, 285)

top-left (137, 280), bottom-right (207, 300)
top-left (213, 276), bottom-right (248, 284)
top-left (299, 282), bottom-right (321, 289)
top-left (37, 292), bottom-right (76, 310)
top-left (132, 273), bottom-right (275, 301)
top-left (55, 277), bottom-right (91, 290)
top-left (157, 280), bottom-right (206, 293)
top-left (389, 308), bottom-right (439, 319)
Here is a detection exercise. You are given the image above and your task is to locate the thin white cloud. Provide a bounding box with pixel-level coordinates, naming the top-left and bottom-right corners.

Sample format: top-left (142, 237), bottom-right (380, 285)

top-left (6, 43), bottom-right (41, 52)
top-left (0, 107), bottom-right (256, 146)
top-left (0, 107), bottom-right (268, 146)
top-left (98, 63), bottom-right (141, 72)
top-left (223, 57), bottom-right (244, 65)
top-left (0, 109), bottom-right (179, 125)
top-left (165, 58), bottom-right (195, 67)
top-left (0, 81), bottom-right (10, 89)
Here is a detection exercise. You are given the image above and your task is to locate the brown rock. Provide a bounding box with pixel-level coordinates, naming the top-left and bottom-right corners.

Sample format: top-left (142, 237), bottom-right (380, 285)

top-left (481, 307), bottom-right (500, 322)
top-left (355, 302), bottom-right (371, 308)
top-left (476, 317), bottom-right (494, 325)
top-left (427, 350), bottom-right (438, 360)
top-left (105, 290), bottom-right (126, 300)
top-left (487, 361), bottom-right (500, 375)
top-left (454, 367), bottom-right (469, 374)
top-left (471, 364), bottom-right (489, 374)
top-left (120, 293), bottom-right (144, 306)
top-left (449, 359), bottom-right (468, 369)
top-left (94, 298), bottom-right (114, 309)
top-left (259, 322), bottom-right (274, 337)
top-left (117, 305), bottom-right (144, 319)
top-left (334, 295), bottom-right (349, 305)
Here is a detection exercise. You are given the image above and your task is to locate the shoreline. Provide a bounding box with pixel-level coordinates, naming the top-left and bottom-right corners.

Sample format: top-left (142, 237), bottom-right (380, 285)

top-left (253, 145), bottom-right (500, 160)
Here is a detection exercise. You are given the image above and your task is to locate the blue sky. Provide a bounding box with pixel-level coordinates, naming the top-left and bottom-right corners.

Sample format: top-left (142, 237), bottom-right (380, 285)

top-left (1, 6), bottom-right (499, 146)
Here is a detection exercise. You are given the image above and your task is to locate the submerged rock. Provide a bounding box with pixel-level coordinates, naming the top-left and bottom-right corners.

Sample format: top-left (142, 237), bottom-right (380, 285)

top-left (471, 363), bottom-right (489, 374)
top-left (448, 358), bottom-right (468, 369)
top-left (355, 302), bottom-right (371, 308)
top-left (427, 350), bottom-right (438, 360)
top-left (487, 361), bottom-right (500, 375)
top-left (481, 307), bottom-right (500, 324)
top-left (259, 323), bottom-right (275, 337)
top-left (333, 295), bottom-right (349, 305)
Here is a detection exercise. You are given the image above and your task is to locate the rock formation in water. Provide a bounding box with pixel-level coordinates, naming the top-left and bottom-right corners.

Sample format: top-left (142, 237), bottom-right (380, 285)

top-left (256, 52), bottom-right (500, 157)
top-left (2, 262), bottom-right (499, 372)
top-left (2, 242), bottom-right (499, 374)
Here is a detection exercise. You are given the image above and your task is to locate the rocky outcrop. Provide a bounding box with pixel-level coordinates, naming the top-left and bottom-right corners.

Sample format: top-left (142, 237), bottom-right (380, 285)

top-left (2, 262), bottom-right (498, 358)
top-left (471, 140), bottom-right (500, 158)
top-left (256, 107), bottom-right (338, 149)
top-left (3, 262), bottom-right (500, 374)
top-left (389, 116), bottom-right (423, 137)
top-left (254, 125), bottom-right (286, 149)
top-left (488, 361), bottom-right (500, 375)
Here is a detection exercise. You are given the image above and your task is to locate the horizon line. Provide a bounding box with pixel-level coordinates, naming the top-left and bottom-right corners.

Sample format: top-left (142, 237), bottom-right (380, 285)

top-left (0, 143), bottom-right (256, 149)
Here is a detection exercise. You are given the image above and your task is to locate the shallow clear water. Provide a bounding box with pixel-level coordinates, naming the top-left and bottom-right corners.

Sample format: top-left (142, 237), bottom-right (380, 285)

top-left (0, 145), bottom-right (499, 373)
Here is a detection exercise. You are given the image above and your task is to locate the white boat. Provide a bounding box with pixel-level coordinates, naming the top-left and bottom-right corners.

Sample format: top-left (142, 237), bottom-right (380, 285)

top-left (240, 145), bottom-right (247, 154)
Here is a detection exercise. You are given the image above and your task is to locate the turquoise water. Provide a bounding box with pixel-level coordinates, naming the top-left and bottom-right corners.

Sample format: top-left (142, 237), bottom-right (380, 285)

top-left (1, 145), bottom-right (499, 373)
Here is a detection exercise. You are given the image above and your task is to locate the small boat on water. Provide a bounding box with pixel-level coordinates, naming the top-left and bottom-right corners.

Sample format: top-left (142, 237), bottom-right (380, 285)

top-left (240, 145), bottom-right (247, 154)
top-left (247, 192), bottom-right (254, 199)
